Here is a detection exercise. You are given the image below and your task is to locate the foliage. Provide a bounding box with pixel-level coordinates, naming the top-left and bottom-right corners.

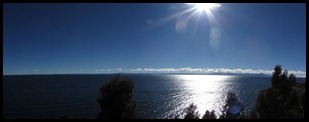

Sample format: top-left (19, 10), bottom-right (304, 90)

top-left (271, 65), bottom-right (282, 89)
top-left (202, 110), bottom-right (216, 119)
top-left (183, 103), bottom-right (200, 119)
top-left (255, 65), bottom-right (304, 119)
top-left (219, 92), bottom-right (245, 119)
top-left (255, 88), bottom-right (282, 118)
top-left (96, 76), bottom-right (137, 119)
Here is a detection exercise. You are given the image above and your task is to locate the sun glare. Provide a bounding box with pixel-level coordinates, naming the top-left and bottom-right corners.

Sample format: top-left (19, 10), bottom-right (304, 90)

top-left (174, 75), bottom-right (235, 118)
top-left (193, 3), bottom-right (221, 12)
top-left (183, 3), bottom-right (222, 51)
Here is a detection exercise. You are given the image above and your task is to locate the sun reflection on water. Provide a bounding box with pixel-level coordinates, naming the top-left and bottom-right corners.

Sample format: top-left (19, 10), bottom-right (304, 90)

top-left (170, 75), bottom-right (236, 118)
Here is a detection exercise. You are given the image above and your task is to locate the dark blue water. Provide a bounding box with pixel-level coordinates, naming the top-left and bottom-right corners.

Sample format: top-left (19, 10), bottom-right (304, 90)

top-left (3, 74), bottom-right (305, 119)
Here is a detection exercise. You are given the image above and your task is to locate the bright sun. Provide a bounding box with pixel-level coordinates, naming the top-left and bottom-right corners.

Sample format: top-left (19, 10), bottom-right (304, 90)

top-left (193, 3), bottom-right (221, 12)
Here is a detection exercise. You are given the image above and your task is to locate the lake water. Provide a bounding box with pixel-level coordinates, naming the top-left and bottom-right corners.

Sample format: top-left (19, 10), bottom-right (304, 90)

top-left (3, 74), bottom-right (305, 119)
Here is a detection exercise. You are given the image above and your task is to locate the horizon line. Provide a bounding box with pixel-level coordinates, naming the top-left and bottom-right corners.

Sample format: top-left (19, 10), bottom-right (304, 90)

top-left (3, 72), bottom-right (306, 78)
top-left (3, 67), bottom-right (306, 78)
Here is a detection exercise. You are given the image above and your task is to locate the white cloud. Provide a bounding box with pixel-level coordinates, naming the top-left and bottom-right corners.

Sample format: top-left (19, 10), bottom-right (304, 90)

top-left (131, 68), bottom-right (142, 71)
top-left (289, 70), bottom-right (306, 78)
top-left (130, 67), bottom-right (306, 77)
top-left (116, 68), bottom-right (122, 71)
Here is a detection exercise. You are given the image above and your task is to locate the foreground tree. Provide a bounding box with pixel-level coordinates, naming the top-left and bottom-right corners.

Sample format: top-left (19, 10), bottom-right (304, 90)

top-left (255, 65), bottom-right (304, 119)
top-left (97, 76), bottom-right (137, 119)
top-left (183, 103), bottom-right (200, 119)
top-left (219, 92), bottom-right (245, 119)
top-left (202, 110), bottom-right (217, 119)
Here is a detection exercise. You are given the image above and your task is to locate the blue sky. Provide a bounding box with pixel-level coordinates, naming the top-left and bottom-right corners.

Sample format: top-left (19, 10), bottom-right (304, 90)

top-left (3, 3), bottom-right (306, 76)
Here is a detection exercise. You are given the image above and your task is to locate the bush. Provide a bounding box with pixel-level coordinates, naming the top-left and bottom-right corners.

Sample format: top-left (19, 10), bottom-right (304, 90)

top-left (96, 76), bottom-right (137, 119)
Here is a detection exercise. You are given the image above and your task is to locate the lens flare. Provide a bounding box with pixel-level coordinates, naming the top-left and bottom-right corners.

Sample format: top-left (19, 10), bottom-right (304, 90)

top-left (193, 3), bottom-right (221, 12)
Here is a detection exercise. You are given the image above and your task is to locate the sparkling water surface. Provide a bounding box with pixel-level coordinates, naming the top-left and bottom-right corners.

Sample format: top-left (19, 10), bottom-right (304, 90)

top-left (3, 74), bottom-right (305, 119)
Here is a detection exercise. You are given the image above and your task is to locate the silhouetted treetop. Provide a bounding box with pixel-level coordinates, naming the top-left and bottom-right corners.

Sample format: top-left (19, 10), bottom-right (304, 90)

top-left (255, 65), bottom-right (304, 119)
top-left (97, 76), bottom-right (137, 119)
top-left (183, 103), bottom-right (200, 119)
